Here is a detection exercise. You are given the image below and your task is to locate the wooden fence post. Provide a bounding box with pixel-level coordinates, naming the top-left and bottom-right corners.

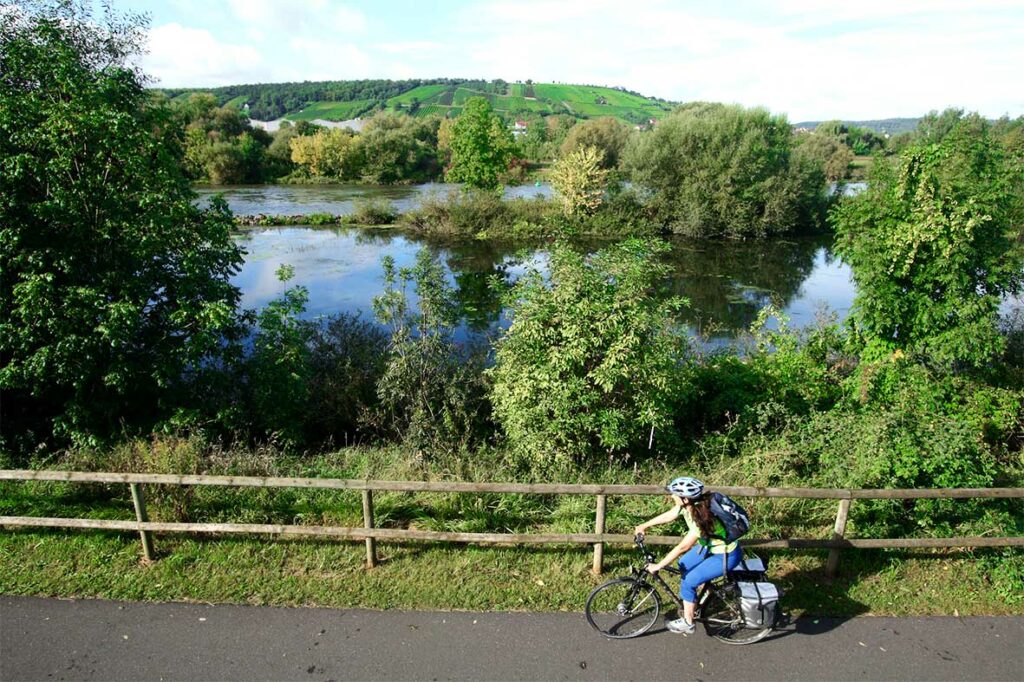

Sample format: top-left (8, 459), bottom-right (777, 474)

top-left (825, 498), bottom-right (852, 578)
top-left (362, 488), bottom-right (377, 568)
top-left (129, 483), bottom-right (154, 561)
top-left (592, 494), bottom-right (606, 574)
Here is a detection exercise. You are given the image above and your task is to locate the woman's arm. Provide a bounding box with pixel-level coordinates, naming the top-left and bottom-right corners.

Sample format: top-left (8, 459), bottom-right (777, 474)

top-left (647, 530), bottom-right (699, 572)
top-left (633, 505), bottom-right (681, 536)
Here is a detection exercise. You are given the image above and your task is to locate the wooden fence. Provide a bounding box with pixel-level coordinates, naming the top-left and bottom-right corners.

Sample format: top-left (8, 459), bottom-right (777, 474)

top-left (1, 470), bottom-right (1022, 577)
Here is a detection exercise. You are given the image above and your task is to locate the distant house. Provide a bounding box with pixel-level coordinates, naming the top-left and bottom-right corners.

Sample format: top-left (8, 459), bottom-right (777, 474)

top-left (511, 120), bottom-right (529, 138)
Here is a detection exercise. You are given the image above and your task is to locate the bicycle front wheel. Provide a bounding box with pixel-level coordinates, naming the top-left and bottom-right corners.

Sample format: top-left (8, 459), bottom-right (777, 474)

top-left (700, 585), bottom-right (772, 645)
top-left (585, 577), bottom-right (661, 639)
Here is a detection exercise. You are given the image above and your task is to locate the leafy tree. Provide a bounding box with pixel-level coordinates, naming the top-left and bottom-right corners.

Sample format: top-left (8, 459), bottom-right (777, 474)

top-left (917, 108), bottom-right (967, 142)
top-left (0, 2), bottom-right (244, 448)
top-left (446, 97), bottom-right (514, 191)
top-left (794, 132), bottom-right (854, 181)
top-left (832, 112), bottom-right (1022, 367)
top-left (624, 104), bottom-right (827, 238)
top-left (356, 112), bottom-right (441, 184)
top-left (289, 127), bottom-right (361, 179)
top-left (550, 145), bottom-right (608, 216)
top-left (173, 93), bottom-right (270, 183)
top-left (560, 116), bottom-right (631, 169)
top-left (370, 251), bottom-right (490, 457)
top-left (516, 115), bottom-right (549, 162)
top-left (489, 239), bottom-right (687, 465)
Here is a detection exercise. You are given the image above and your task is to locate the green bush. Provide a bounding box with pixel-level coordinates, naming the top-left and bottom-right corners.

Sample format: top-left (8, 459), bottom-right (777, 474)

top-left (489, 239), bottom-right (688, 466)
top-left (400, 190), bottom-right (559, 238)
top-left (832, 112), bottom-right (1023, 367)
top-left (305, 314), bottom-right (389, 446)
top-left (624, 103), bottom-right (828, 238)
top-left (350, 198), bottom-right (398, 225)
top-left (368, 251), bottom-right (491, 460)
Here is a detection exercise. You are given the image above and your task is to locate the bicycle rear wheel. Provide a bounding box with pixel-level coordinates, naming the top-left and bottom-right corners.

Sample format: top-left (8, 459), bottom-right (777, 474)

top-left (585, 577), bottom-right (660, 639)
top-left (700, 585), bottom-right (772, 645)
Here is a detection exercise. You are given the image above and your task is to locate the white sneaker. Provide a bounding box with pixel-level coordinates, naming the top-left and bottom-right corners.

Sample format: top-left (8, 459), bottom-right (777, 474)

top-left (666, 617), bottom-right (695, 635)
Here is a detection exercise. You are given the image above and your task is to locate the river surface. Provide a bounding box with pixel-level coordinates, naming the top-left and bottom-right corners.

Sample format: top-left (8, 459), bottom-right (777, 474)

top-left (196, 183), bottom-right (554, 216)
top-left (214, 184), bottom-right (1017, 342)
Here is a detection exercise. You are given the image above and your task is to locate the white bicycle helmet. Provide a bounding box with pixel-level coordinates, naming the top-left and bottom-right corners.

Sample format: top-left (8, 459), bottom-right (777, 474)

top-left (666, 476), bottom-right (704, 499)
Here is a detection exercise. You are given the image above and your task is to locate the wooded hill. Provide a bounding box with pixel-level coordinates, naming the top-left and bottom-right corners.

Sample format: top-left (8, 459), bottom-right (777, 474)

top-left (158, 78), bottom-right (675, 124)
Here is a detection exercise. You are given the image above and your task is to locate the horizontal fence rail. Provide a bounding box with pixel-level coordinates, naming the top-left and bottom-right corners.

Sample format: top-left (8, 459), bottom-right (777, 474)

top-left (1, 470), bottom-right (1021, 576)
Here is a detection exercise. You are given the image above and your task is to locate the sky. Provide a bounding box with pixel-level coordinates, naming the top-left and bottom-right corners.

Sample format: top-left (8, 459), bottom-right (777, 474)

top-left (122, 0), bottom-right (1024, 122)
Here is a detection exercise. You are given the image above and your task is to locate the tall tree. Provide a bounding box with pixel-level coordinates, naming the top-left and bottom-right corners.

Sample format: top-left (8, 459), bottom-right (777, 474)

top-left (624, 103), bottom-right (827, 238)
top-left (832, 112), bottom-right (1022, 367)
top-left (560, 116), bottom-right (631, 169)
top-left (446, 97), bottom-right (514, 191)
top-left (0, 1), bottom-right (244, 448)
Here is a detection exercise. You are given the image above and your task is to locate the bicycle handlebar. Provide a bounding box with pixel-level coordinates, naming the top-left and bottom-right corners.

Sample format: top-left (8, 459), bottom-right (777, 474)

top-left (633, 534), bottom-right (656, 564)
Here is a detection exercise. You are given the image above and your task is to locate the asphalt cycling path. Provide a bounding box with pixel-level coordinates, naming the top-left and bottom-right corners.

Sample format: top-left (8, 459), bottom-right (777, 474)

top-left (1, 596), bottom-right (1021, 681)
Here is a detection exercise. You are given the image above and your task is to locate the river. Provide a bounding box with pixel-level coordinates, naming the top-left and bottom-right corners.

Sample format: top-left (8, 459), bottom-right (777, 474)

top-left (196, 183), bottom-right (1016, 342)
top-left (211, 183), bottom-right (857, 341)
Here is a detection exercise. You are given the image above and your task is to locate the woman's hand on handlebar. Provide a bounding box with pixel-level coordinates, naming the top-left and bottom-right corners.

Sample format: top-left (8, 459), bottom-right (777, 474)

top-left (644, 562), bottom-right (661, 574)
top-left (633, 526), bottom-right (646, 539)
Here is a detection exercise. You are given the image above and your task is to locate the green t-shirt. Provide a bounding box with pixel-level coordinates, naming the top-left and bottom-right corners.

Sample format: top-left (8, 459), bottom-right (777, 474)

top-left (681, 506), bottom-right (738, 554)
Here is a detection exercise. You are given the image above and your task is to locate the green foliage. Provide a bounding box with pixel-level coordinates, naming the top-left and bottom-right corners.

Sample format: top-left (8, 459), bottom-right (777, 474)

top-left (350, 198), bottom-right (398, 225)
top-left (832, 112), bottom-right (1023, 367)
top-left (0, 3), bottom-right (243, 450)
top-left (625, 103), bottom-right (828, 238)
top-left (174, 94), bottom-right (271, 183)
top-left (489, 239), bottom-right (688, 465)
top-left (794, 132), bottom-right (855, 181)
top-left (446, 98), bottom-right (515, 191)
top-left (369, 251), bottom-right (491, 458)
top-left (355, 112), bottom-right (442, 184)
top-left (814, 119), bottom-right (886, 156)
top-left (303, 314), bottom-right (389, 446)
top-left (400, 190), bottom-right (558, 237)
top-left (240, 266), bottom-right (313, 445)
top-left (560, 117), bottom-right (632, 169)
top-left (550, 145), bottom-right (609, 217)
top-left (516, 116), bottom-right (550, 162)
top-left (289, 127), bottom-right (361, 179)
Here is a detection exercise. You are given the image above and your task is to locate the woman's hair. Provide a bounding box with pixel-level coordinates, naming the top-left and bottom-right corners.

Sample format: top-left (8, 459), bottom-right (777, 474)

top-left (688, 495), bottom-right (719, 539)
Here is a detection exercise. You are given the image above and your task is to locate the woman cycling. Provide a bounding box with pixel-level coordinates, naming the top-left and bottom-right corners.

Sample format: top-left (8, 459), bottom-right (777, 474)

top-left (634, 476), bottom-right (743, 635)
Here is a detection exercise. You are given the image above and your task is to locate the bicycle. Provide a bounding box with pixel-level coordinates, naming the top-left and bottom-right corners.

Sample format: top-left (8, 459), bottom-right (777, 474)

top-left (584, 535), bottom-right (775, 645)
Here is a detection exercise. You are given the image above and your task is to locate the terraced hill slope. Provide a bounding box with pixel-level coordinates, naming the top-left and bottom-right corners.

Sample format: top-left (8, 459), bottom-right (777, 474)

top-left (159, 79), bottom-right (675, 125)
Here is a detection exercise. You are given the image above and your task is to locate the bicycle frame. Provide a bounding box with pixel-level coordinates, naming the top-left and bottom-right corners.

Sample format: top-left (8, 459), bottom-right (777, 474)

top-left (631, 537), bottom-right (735, 624)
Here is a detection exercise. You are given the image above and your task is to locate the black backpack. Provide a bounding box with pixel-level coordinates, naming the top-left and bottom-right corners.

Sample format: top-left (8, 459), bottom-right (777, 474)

top-left (709, 492), bottom-right (750, 542)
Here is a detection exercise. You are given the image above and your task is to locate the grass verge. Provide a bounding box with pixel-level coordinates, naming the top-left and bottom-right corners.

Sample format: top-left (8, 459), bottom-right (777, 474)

top-left (1, 529), bottom-right (1020, 616)
top-left (1, 437), bottom-right (1020, 616)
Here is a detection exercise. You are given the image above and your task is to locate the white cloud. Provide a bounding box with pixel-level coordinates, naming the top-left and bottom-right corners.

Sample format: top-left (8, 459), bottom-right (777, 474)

top-left (226, 0), bottom-right (366, 35)
top-left (287, 37), bottom-right (371, 81)
top-left (376, 41), bottom-right (445, 55)
top-left (142, 23), bottom-right (264, 87)
top-left (448, 0), bottom-right (1024, 120)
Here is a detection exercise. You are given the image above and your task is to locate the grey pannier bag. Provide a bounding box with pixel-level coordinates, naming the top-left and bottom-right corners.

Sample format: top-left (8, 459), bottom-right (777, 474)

top-left (737, 581), bottom-right (781, 628)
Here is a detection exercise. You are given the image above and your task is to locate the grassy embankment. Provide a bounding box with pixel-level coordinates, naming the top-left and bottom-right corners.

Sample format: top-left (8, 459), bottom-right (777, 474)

top-left (2, 440), bottom-right (1020, 616)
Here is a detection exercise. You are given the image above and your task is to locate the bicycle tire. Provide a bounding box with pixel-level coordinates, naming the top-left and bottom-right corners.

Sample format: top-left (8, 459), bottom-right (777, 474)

top-left (699, 585), bottom-right (772, 645)
top-left (585, 577), bottom-right (661, 639)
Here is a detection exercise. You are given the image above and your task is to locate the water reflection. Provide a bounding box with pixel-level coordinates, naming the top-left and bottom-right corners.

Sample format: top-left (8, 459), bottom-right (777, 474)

top-left (663, 235), bottom-right (842, 335)
top-left (231, 226), bottom-right (855, 341)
